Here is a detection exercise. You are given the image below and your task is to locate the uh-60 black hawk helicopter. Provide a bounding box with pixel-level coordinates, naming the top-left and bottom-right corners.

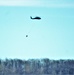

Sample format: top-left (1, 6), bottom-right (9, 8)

top-left (30, 16), bottom-right (41, 20)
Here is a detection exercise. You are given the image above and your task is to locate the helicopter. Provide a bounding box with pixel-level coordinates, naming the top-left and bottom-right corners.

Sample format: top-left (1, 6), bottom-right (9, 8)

top-left (30, 16), bottom-right (41, 20)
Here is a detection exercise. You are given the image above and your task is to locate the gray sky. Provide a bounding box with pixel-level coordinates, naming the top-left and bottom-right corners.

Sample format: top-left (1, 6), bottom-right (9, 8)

top-left (0, 0), bottom-right (74, 60)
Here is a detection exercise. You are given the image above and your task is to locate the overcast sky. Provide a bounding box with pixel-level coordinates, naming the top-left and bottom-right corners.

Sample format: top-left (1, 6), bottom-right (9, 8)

top-left (0, 0), bottom-right (74, 60)
top-left (0, 0), bottom-right (74, 7)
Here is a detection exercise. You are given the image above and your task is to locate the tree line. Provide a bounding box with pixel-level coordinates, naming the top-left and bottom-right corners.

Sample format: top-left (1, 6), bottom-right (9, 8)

top-left (0, 58), bottom-right (74, 75)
